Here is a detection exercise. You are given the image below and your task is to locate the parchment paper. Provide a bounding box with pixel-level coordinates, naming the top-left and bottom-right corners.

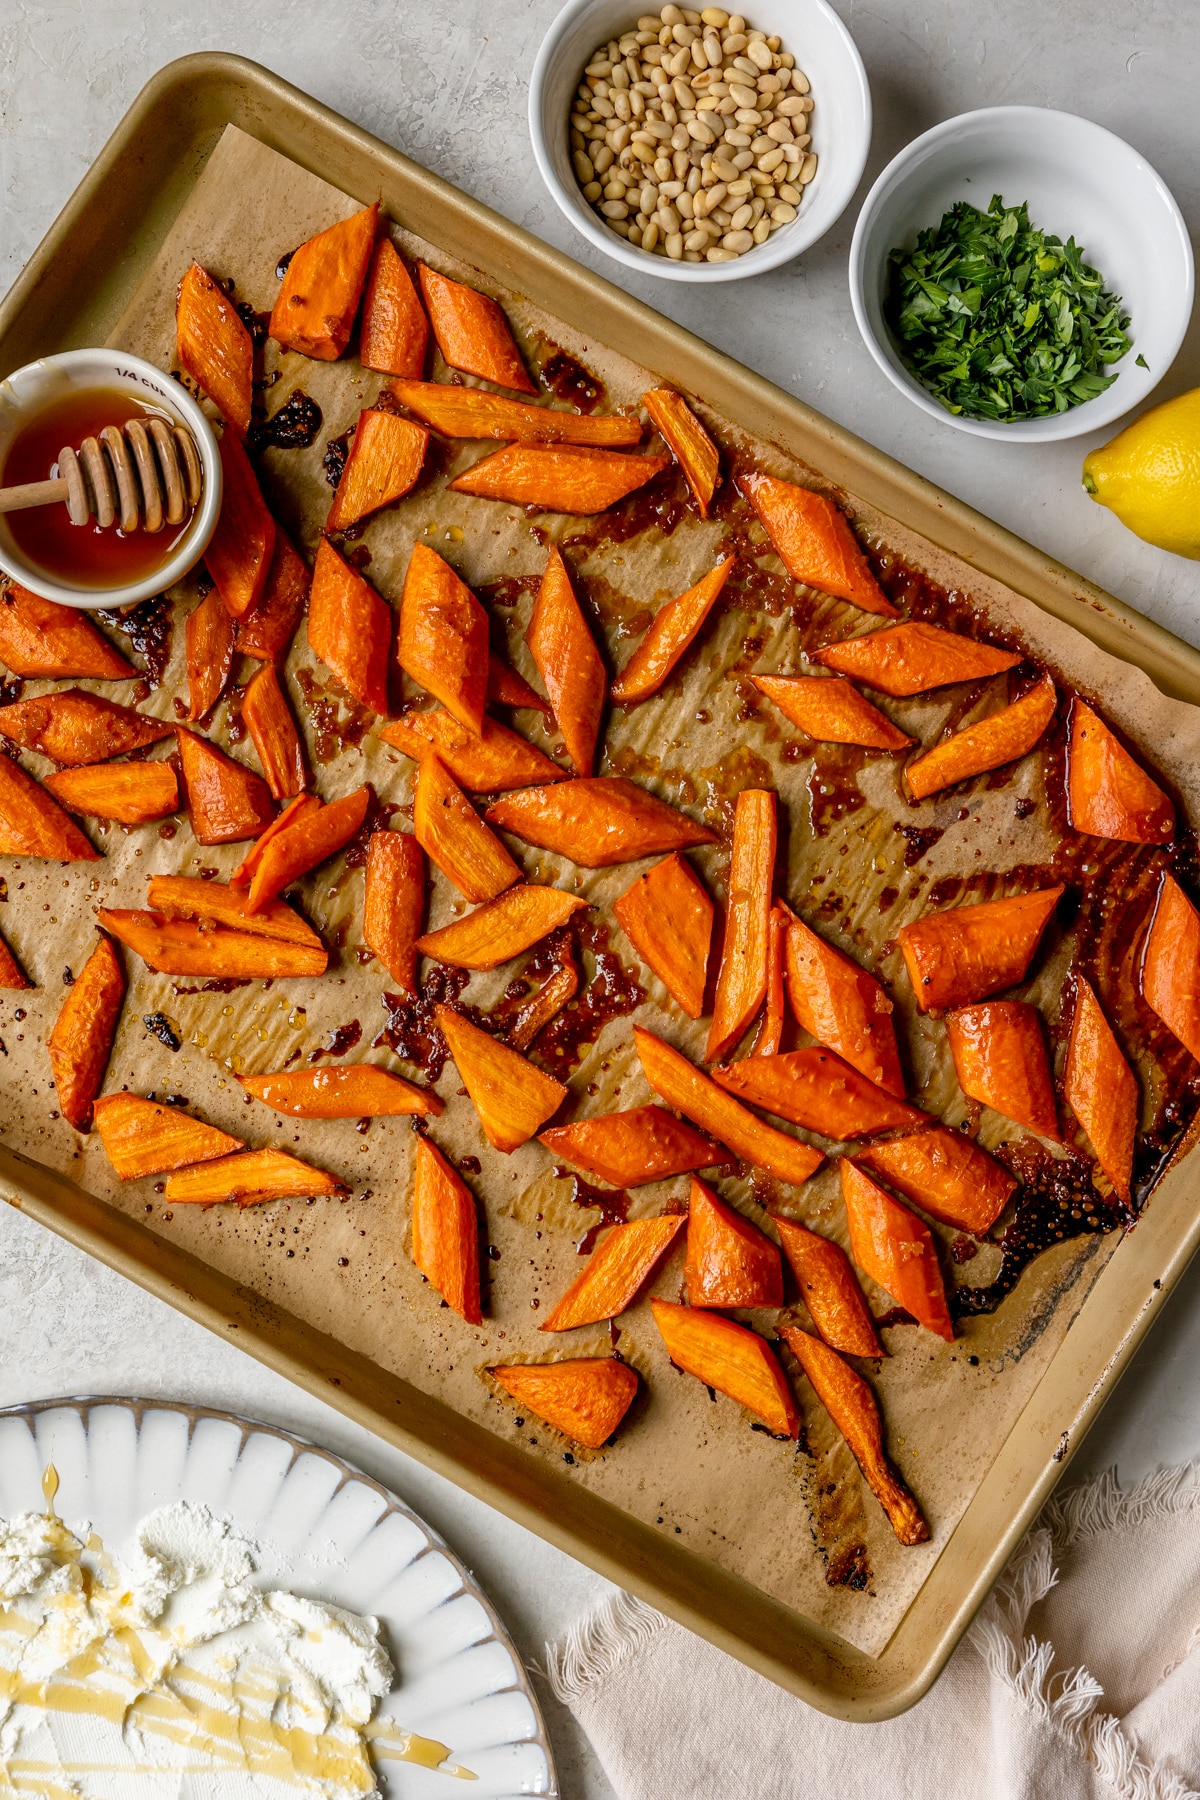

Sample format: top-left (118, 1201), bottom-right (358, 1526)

top-left (2, 124), bottom-right (1200, 1657)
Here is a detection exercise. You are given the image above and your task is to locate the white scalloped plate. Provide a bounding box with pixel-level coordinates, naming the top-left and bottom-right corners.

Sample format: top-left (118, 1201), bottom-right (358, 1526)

top-left (0, 1397), bottom-right (556, 1798)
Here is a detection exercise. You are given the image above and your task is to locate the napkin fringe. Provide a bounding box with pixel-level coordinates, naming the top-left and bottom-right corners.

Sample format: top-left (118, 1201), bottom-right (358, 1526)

top-left (546, 1590), bottom-right (664, 1704)
top-left (1041, 1460), bottom-right (1200, 1551)
top-left (969, 1513), bottom-right (1195, 1800)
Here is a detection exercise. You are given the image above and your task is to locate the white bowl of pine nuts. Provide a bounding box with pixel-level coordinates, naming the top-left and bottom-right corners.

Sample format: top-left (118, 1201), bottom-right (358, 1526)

top-left (530, 0), bottom-right (870, 281)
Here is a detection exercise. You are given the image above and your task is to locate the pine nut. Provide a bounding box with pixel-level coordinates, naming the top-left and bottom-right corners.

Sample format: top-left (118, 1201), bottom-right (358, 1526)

top-left (571, 9), bottom-right (814, 262)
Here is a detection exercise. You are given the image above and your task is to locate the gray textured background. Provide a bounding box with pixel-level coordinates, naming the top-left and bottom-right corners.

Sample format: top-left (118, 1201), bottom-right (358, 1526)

top-left (2, 4), bottom-right (1200, 1792)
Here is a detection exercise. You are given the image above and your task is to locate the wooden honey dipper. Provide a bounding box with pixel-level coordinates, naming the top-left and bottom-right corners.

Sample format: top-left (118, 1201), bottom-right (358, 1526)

top-left (0, 418), bottom-right (204, 532)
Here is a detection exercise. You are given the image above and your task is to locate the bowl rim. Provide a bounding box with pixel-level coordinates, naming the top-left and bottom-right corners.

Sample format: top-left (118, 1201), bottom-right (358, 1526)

top-left (0, 347), bottom-right (222, 609)
top-left (528, 0), bottom-right (872, 284)
top-left (847, 103), bottom-right (1196, 443)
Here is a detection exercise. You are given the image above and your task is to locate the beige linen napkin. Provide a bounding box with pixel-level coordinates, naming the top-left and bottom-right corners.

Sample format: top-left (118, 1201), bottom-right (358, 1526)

top-left (547, 1466), bottom-right (1200, 1800)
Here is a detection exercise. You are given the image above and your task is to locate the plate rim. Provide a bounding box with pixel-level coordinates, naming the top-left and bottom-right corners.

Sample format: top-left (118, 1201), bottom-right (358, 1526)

top-left (0, 1391), bottom-right (559, 1798)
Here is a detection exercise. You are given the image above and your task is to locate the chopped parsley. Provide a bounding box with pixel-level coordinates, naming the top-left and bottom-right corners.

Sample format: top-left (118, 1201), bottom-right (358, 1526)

top-left (884, 194), bottom-right (1133, 421)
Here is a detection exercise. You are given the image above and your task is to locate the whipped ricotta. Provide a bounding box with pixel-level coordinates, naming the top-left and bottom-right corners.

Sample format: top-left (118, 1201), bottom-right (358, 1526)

top-left (0, 1495), bottom-right (456, 1797)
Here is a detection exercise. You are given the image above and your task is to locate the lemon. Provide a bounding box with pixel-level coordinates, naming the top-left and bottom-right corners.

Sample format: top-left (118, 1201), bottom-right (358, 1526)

top-left (1082, 387), bottom-right (1200, 559)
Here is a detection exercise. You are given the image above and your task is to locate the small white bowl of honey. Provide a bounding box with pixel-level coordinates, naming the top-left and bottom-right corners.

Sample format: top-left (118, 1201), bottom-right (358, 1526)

top-left (0, 349), bottom-right (222, 610)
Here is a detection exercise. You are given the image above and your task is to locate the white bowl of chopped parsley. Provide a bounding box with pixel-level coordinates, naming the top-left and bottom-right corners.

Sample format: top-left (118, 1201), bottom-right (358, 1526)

top-left (848, 106), bottom-right (1193, 440)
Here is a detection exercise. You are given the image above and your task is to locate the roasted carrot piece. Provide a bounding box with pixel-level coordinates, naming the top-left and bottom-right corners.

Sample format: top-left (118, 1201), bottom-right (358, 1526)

top-left (165, 1148), bottom-right (349, 1207)
top-left (840, 1159), bottom-right (953, 1342)
top-left (498, 948), bottom-right (579, 1053)
top-left (185, 588), bottom-right (236, 722)
top-left (362, 829), bottom-right (425, 993)
top-left (490, 1358), bottom-right (638, 1447)
top-left (176, 261), bottom-right (253, 436)
top-left (145, 875), bottom-right (322, 949)
top-left (752, 674), bottom-right (913, 751)
top-left (1068, 700), bottom-right (1175, 845)
top-left (773, 1220), bottom-right (881, 1357)
top-left (947, 1000), bottom-right (1059, 1139)
top-left (269, 203), bottom-right (378, 360)
top-left (752, 902), bottom-right (788, 1057)
top-left (610, 558), bottom-right (734, 705)
top-left (0, 928), bottom-right (28, 989)
top-left (898, 886), bottom-right (1063, 1013)
top-left (634, 1026), bottom-right (823, 1187)
top-left (686, 1176), bottom-right (783, 1309)
top-left (307, 538), bottom-right (392, 715)
top-left (246, 786), bottom-right (370, 913)
top-left (396, 543), bottom-right (488, 734)
top-left (93, 1093), bottom-right (243, 1181)
top-left (0, 582), bottom-right (134, 679)
top-left (205, 431), bottom-right (275, 618)
top-left (450, 444), bottom-right (669, 514)
top-left (435, 1004), bottom-right (566, 1150)
top-left (713, 1047), bottom-right (925, 1140)
top-left (230, 794), bottom-right (320, 888)
top-left (1064, 976), bottom-right (1137, 1201)
top-left (414, 756), bottom-right (521, 904)
top-left (0, 755), bottom-right (99, 861)
top-left (416, 884), bottom-right (585, 971)
top-left (540, 1105), bottom-right (723, 1187)
top-left (815, 621), bottom-right (1021, 696)
top-left (411, 1135), bottom-right (482, 1322)
top-left (526, 546), bottom-right (606, 777)
top-left (388, 377), bottom-right (642, 446)
top-left (784, 908), bottom-right (904, 1097)
top-left (45, 760), bottom-right (178, 825)
top-left (643, 387), bottom-right (719, 516)
top-left (488, 653), bottom-right (551, 715)
top-left (613, 852), bottom-right (713, 1017)
top-left (241, 663), bottom-right (307, 801)
top-left (488, 778), bottom-right (716, 866)
top-left (738, 472), bottom-right (897, 617)
top-left (378, 708), bottom-right (562, 793)
top-left (906, 674), bottom-right (1057, 801)
top-left (240, 1064), bottom-right (441, 1119)
top-left (177, 729), bottom-right (275, 846)
top-left (236, 528), bottom-right (310, 664)
top-left (326, 409), bottom-right (429, 531)
top-left (651, 1299), bottom-right (798, 1436)
top-left (417, 264), bottom-right (535, 392)
top-left (856, 1126), bottom-right (1016, 1234)
top-left (0, 690), bottom-right (172, 765)
top-left (47, 935), bottom-right (123, 1130)
top-left (95, 908), bottom-right (327, 979)
top-left (1142, 873), bottom-right (1200, 1059)
top-left (706, 789), bottom-right (776, 1062)
top-left (359, 238), bottom-right (429, 378)
top-left (778, 1325), bottom-right (929, 1544)
top-left (543, 1215), bottom-right (685, 1332)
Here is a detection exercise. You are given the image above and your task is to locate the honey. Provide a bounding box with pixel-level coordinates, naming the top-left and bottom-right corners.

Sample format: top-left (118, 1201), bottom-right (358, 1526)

top-left (2, 387), bottom-right (195, 588)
